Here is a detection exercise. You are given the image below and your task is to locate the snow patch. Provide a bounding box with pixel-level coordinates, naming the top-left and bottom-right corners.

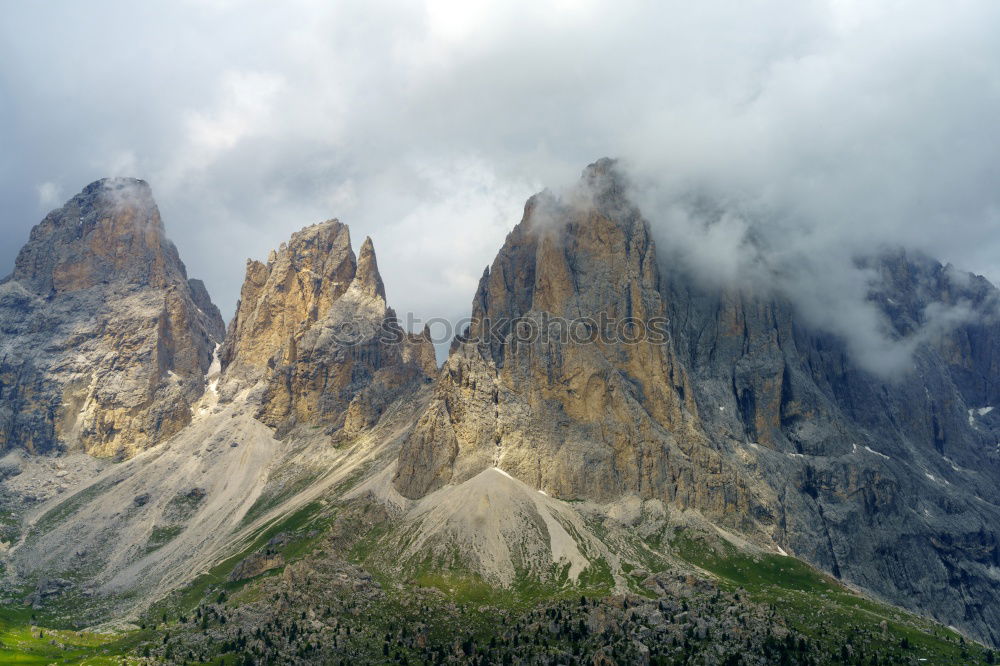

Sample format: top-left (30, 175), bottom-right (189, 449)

top-left (864, 446), bottom-right (890, 460)
top-left (968, 406), bottom-right (992, 426)
top-left (943, 457), bottom-right (964, 473)
top-left (205, 344), bottom-right (222, 395)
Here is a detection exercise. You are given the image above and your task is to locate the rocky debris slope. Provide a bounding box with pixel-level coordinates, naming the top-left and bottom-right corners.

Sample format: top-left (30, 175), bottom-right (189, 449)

top-left (2, 354), bottom-right (435, 624)
top-left (355, 464), bottom-right (613, 587)
top-left (151, 556), bottom-right (814, 666)
top-left (5, 399), bottom-right (282, 615)
top-left (0, 449), bottom-right (110, 550)
top-left (219, 221), bottom-right (435, 437)
top-left (394, 159), bottom-right (1000, 646)
top-left (0, 178), bottom-right (225, 458)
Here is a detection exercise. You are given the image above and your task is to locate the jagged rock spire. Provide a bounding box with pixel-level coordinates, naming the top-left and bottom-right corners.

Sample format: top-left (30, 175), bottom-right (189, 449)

top-left (219, 219), bottom-right (433, 435)
top-left (355, 236), bottom-right (386, 300)
top-left (219, 219), bottom-right (357, 378)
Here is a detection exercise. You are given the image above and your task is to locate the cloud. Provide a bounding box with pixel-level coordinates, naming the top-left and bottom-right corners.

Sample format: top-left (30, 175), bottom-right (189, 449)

top-left (36, 182), bottom-right (62, 210)
top-left (0, 0), bottom-right (998, 372)
top-left (174, 70), bottom-right (284, 180)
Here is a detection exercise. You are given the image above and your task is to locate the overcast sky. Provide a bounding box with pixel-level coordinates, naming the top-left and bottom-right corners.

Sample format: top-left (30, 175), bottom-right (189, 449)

top-left (2, 0), bottom-right (999, 363)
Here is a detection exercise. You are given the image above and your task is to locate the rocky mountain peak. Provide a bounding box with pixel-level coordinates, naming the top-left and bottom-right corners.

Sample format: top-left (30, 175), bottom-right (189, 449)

top-left (395, 161), bottom-right (701, 502)
top-left (12, 177), bottom-right (187, 295)
top-left (355, 236), bottom-right (386, 300)
top-left (393, 161), bottom-right (1000, 645)
top-left (220, 219), bottom-right (433, 435)
top-left (0, 178), bottom-right (224, 457)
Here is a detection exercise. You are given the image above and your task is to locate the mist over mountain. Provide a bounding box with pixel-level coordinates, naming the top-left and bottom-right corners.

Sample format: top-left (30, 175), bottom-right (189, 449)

top-left (2, 1), bottom-right (999, 343)
top-left (0, 162), bottom-right (998, 663)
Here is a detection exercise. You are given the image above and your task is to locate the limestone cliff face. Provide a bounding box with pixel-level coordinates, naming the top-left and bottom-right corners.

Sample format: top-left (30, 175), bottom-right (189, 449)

top-left (219, 221), bottom-right (434, 435)
top-left (394, 160), bottom-right (768, 531)
top-left (0, 178), bottom-right (225, 457)
top-left (660, 250), bottom-right (1000, 644)
top-left (394, 159), bottom-right (1000, 645)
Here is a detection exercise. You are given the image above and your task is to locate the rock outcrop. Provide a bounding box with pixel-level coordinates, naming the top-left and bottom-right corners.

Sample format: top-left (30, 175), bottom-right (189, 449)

top-left (0, 178), bottom-right (225, 458)
top-left (394, 159), bottom-right (1000, 645)
top-left (219, 220), bottom-right (435, 435)
top-left (660, 244), bottom-right (1000, 644)
top-left (395, 160), bottom-right (766, 527)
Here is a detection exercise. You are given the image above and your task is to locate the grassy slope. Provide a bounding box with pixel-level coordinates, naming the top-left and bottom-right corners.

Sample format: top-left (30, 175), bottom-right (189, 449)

top-left (3, 497), bottom-right (997, 664)
top-left (0, 497), bottom-right (335, 663)
top-left (670, 530), bottom-right (993, 664)
top-left (0, 605), bottom-right (150, 665)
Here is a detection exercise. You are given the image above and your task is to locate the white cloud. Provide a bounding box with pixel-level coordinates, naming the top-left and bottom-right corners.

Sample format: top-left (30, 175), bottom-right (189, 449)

top-left (176, 70), bottom-right (284, 179)
top-left (36, 182), bottom-right (62, 210)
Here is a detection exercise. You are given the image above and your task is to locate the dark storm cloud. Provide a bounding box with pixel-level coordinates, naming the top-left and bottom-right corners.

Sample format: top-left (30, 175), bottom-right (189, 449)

top-left (2, 1), bottom-right (999, 370)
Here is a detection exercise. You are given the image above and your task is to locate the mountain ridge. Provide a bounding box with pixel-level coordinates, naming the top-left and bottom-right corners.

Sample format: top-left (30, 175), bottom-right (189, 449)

top-left (1, 164), bottom-right (999, 662)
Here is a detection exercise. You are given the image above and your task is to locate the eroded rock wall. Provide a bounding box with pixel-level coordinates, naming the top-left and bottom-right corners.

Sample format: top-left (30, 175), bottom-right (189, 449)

top-left (0, 178), bottom-right (225, 457)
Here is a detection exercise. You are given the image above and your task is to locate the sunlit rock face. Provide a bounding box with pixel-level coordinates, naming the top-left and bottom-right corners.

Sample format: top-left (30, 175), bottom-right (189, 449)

top-left (5, 166), bottom-right (1000, 646)
top-left (219, 220), bottom-right (435, 436)
top-left (394, 159), bottom-right (759, 521)
top-left (0, 178), bottom-right (225, 457)
top-left (395, 159), bottom-right (1000, 646)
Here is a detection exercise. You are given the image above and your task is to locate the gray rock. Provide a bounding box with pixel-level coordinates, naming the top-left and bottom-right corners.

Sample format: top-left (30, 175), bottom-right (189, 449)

top-left (219, 221), bottom-right (435, 437)
top-left (393, 159), bottom-right (1000, 646)
top-left (0, 178), bottom-right (225, 457)
top-left (23, 576), bottom-right (73, 608)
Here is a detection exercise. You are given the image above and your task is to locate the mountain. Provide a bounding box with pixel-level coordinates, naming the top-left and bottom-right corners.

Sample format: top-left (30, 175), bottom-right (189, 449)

top-left (1, 217), bottom-right (438, 631)
top-left (1, 166), bottom-right (998, 664)
top-left (219, 220), bottom-right (435, 437)
top-left (660, 240), bottom-right (1000, 643)
top-left (0, 178), bottom-right (225, 458)
top-left (392, 159), bottom-right (1000, 644)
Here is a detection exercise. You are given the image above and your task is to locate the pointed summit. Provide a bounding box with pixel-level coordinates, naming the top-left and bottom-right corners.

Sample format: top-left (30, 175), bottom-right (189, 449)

top-left (355, 236), bottom-right (386, 300)
top-left (13, 177), bottom-right (186, 295)
top-left (220, 219), bottom-right (356, 381)
top-left (394, 161), bottom-right (697, 500)
top-left (0, 178), bottom-right (225, 457)
top-left (220, 220), bottom-right (432, 435)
